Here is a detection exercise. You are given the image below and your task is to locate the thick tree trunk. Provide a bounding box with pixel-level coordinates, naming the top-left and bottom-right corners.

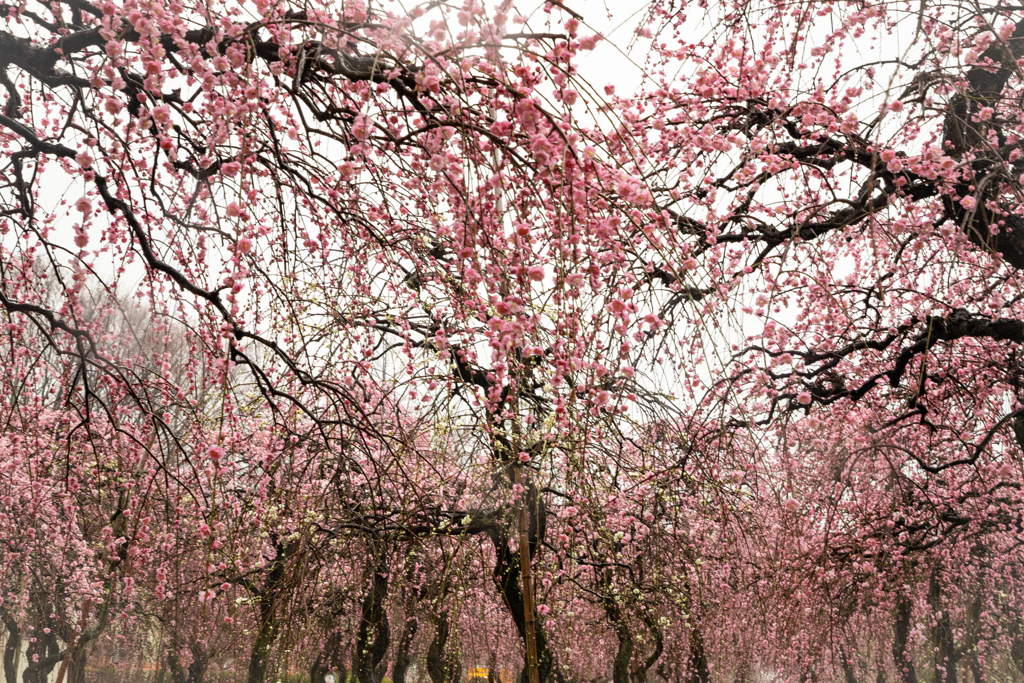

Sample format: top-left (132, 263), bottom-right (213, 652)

top-left (66, 646), bottom-right (87, 683)
top-left (686, 627), bottom-right (709, 683)
top-left (393, 546), bottom-right (422, 683)
top-left (839, 646), bottom-right (858, 683)
top-left (928, 571), bottom-right (957, 683)
top-left (633, 611), bottom-right (663, 683)
top-left (391, 615), bottom-right (419, 683)
top-left (169, 650), bottom-right (188, 683)
top-left (187, 642), bottom-right (211, 683)
top-left (311, 630), bottom-right (346, 683)
top-left (22, 624), bottom-right (59, 683)
top-left (965, 594), bottom-right (983, 683)
top-left (610, 617), bottom-right (633, 683)
top-left (599, 569), bottom-right (632, 683)
top-left (892, 593), bottom-right (918, 683)
top-left (248, 613), bottom-right (279, 683)
top-left (1, 617), bottom-right (20, 683)
top-left (312, 652), bottom-right (329, 683)
top-left (247, 539), bottom-right (299, 683)
top-left (426, 610), bottom-right (459, 683)
top-left (354, 552), bottom-right (390, 683)
top-left (488, 529), bottom-right (563, 683)
top-left (1011, 620), bottom-right (1024, 679)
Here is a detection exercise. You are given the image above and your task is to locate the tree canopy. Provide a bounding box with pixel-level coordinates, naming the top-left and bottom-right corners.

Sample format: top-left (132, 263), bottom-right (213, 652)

top-left (2, 0), bottom-right (1024, 682)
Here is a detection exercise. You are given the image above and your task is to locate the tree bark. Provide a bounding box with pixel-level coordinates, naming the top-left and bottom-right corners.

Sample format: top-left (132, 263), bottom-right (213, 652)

top-left (489, 529), bottom-right (563, 683)
top-left (598, 568), bottom-right (632, 683)
top-left (633, 610), bottom-right (663, 683)
top-left (187, 642), bottom-right (211, 683)
top-left (686, 627), bottom-right (709, 683)
top-left (354, 551), bottom-right (390, 683)
top-left (247, 539), bottom-right (299, 683)
top-left (21, 620), bottom-right (59, 683)
top-left (928, 571), bottom-right (957, 683)
top-left (839, 645), bottom-right (859, 683)
top-left (892, 593), bottom-right (918, 683)
top-left (391, 615), bottom-right (419, 683)
top-left (1, 615), bottom-right (20, 683)
top-left (1011, 618), bottom-right (1024, 679)
top-left (426, 610), bottom-right (459, 683)
top-left (311, 630), bottom-right (346, 683)
top-left (965, 594), bottom-right (983, 683)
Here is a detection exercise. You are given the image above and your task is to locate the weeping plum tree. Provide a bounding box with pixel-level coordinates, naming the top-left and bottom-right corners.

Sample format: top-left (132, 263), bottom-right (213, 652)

top-left (3, 0), bottom-right (1024, 681)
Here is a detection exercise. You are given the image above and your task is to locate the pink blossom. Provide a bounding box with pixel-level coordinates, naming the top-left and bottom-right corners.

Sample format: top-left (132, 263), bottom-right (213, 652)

top-left (351, 114), bottom-right (372, 141)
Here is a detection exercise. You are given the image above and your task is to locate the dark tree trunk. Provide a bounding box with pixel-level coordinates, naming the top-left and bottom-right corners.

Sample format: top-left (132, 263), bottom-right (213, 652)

top-left (839, 646), bottom-right (859, 683)
top-left (686, 627), bottom-right (709, 683)
top-left (312, 652), bottom-right (329, 683)
top-left (22, 624), bottom-right (59, 683)
top-left (1007, 634), bottom-right (1024, 679)
top-left (66, 645), bottom-right (88, 683)
top-left (169, 650), bottom-right (188, 683)
top-left (354, 552), bottom-right (390, 683)
top-left (187, 642), bottom-right (211, 683)
top-left (610, 617), bottom-right (633, 683)
top-left (599, 569), bottom-right (632, 683)
top-left (1, 615), bottom-right (20, 683)
top-left (311, 630), bottom-right (346, 683)
top-left (248, 609), bottom-right (279, 683)
top-left (489, 528), bottom-right (563, 683)
top-left (426, 610), bottom-right (459, 683)
top-left (632, 611), bottom-right (663, 683)
top-left (392, 615), bottom-right (419, 683)
top-left (928, 572), bottom-right (957, 683)
top-left (892, 593), bottom-right (918, 683)
top-left (965, 594), bottom-right (983, 683)
top-left (247, 539), bottom-right (299, 683)
top-left (393, 545), bottom-right (423, 683)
